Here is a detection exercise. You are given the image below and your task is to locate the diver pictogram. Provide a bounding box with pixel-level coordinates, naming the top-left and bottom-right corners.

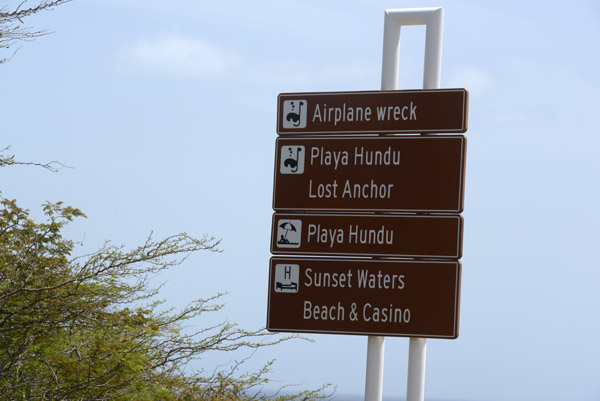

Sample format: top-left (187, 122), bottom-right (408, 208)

top-left (280, 145), bottom-right (305, 174)
top-left (282, 100), bottom-right (307, 129)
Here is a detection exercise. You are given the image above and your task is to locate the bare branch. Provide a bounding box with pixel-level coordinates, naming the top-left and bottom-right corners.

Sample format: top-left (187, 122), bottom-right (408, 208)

top-left (0, 0), bottom-right (72, 62)
top-left (0, 146), bottom-right (72, 171)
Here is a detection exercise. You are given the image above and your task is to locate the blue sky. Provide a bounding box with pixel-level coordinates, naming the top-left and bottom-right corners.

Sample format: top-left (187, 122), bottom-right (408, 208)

top-left (2, 0), bottom-right (600, 400)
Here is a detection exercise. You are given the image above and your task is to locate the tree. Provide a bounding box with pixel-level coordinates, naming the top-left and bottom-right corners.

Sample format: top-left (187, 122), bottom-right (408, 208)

top-left (1, 0), bottom-right (72, 63)
top-left (0, 153), bottom-right (332, 399)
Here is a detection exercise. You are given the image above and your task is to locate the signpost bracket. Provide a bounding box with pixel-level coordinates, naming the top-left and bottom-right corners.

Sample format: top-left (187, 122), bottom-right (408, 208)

top-left (381, 7), bottom-right (444, 90)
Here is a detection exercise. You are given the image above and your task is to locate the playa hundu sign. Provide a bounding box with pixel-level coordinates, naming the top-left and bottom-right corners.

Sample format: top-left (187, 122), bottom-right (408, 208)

top-left (273, 136), bottom-right (466, 213)
top-left (271, 213), bottom-right (463, 259)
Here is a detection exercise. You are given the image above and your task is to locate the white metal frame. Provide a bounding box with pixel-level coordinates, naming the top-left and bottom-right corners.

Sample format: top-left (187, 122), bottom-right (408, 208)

top-left (381, 8), bottom-right (444, 90)
top-left (364, 7), bottom-right (445, 401)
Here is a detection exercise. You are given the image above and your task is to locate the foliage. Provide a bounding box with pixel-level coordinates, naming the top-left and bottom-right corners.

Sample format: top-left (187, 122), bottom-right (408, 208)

top-left (1, 0), bottom-right (72, 63)
top-left (0, 152), bottom-right (333, 399)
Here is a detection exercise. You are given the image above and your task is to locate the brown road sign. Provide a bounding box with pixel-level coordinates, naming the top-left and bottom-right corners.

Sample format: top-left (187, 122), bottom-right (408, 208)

top-left (277, 89), bottom-right (468, 135)
top-left (273, 136), bottom-right (466, 213)
top-left (271, 213), bottom-right (463, 259)
top-left (267, 257), bottom-right (461, 339)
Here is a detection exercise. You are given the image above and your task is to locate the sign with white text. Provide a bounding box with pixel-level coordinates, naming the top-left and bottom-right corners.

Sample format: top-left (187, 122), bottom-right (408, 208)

top-left (271, 213), bottom-right (463, 259)
top-left (273, 136), bottom-right (466, 213)
top-left (277, 89), bottom-right (468, 135)
top-left (267, 257), bottom-right (461, 338)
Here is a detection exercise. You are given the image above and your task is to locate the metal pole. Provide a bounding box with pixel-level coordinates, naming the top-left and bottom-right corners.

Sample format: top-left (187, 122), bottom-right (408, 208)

top-left (363, 10), bottom-right (403, 401)
top-left (406, 8), bottom-right (443, 401)
top-left (381, 10), bottom-right (401, 91)
top-left (406, 337), bottom-right (427, 401)
top-left (422, 8), bottom-right (444, 90)
top-left (375, 7), bottom-right (445, 401)
top-left (364, 336), bottom-right (385, 401)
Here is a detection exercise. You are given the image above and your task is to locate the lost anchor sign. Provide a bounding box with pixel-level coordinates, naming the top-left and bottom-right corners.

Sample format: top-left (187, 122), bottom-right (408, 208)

top-left (273, 135), bottom-right (467, 213)
top-left (277, 89), bottom-right (468, 134)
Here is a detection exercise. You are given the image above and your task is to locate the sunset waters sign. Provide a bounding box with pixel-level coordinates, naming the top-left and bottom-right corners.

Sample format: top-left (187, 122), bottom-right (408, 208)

top-left (267, 257), bottom-right (461, 339)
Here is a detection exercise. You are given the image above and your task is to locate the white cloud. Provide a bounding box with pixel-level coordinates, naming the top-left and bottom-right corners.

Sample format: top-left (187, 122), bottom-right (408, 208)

top-left (238, 59), bottom-right (378, 88)
top-left (448, 65), bottom-right (495, 94)
top-left (119, 34), bottom-right (377, 87)
top-left (119, 34), bottom-right (238, 78)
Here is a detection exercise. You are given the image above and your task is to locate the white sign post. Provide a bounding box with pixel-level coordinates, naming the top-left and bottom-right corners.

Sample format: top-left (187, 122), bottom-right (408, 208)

top-left (364, 7), bottom-right (445, 401)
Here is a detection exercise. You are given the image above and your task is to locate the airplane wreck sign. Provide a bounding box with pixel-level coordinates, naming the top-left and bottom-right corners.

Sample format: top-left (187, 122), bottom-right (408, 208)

top-left (277, 89), bottom-right (468, 134)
